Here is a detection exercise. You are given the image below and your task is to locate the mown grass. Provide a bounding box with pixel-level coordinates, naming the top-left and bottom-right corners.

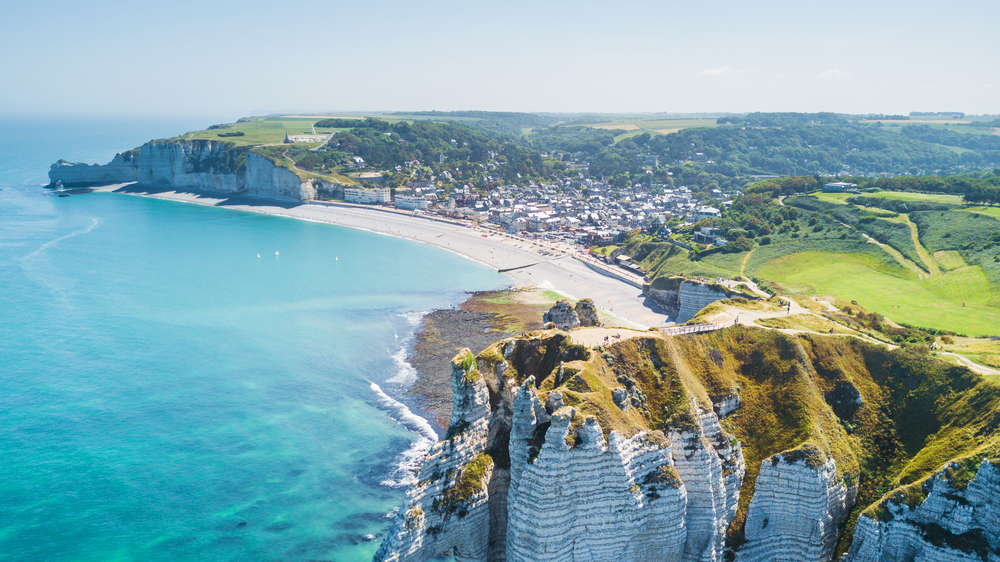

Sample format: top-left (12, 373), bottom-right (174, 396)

top-left (861, 191), bottom-right (966, 205)
top-left (175, 117), bottom-right (335, 146)
top-left (911, 210), bottom-right (1000, 307)
top-left (933, 250), bottom-right (966, 271)
top-left (756, 251), bottom-right (998, 336)
top-left (962, 205), bottom-right (1000, 218)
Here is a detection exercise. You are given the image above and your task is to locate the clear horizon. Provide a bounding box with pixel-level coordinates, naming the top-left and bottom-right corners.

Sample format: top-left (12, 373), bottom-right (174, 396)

top-left (3, 0), bottom-right (998, 117)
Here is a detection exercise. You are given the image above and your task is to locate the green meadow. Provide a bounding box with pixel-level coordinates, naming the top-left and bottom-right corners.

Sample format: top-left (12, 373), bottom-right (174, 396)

top-left (756, 250), bottom-right (999, 336)
top-left (576, 117), bottom-right (719, 140)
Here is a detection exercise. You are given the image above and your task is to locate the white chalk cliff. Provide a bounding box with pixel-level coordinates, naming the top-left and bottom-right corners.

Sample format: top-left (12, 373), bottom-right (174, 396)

top-left (845, 460), bottom-right (1000, 562)
top-left (375, 339), bottom-right (748, 562)
top-left (644, 279), bottom-right (745, 323)
top-left (49, 140), bottom-right (327, 202)
top-left (375, 328), bottom-right (1000, 562)
top-left (738, 447), bottom-right (858, 562)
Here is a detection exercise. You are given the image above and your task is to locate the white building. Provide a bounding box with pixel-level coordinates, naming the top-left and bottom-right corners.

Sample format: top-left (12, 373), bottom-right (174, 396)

top-left (396, 195), bottom-right (429, 210)
top-left (694, 206), bottom-right (721, 220)
top-left (344, 186), bottom-right (390, 205)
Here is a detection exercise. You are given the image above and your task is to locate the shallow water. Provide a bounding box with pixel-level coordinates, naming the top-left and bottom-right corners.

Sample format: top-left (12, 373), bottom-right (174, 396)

top-left (0, 116), bottom-right (505, 561)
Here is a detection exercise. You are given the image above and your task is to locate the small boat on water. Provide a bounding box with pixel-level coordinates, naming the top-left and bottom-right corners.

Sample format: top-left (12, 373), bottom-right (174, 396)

top-left (257, 253), bottom-right (260, 259)
top-left (275, 251), bottom-right (279, 256)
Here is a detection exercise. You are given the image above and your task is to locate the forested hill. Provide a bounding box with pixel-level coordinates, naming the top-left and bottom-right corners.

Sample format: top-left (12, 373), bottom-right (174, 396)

top-left (390, 111), bottom-right (558, 139)
top-left (529, 120), bottom-right (1000, 179)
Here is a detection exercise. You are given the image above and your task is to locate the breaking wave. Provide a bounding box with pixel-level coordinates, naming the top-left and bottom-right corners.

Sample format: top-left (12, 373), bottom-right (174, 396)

top-left (370, 382), bottom-right (438, 488)
top-left (386, 310), bottom-right (426, 386)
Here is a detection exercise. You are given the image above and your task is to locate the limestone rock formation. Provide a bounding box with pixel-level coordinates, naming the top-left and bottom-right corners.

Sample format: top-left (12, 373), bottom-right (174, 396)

top-left (542, 298), bottom-right (600, 331)
top-left (676, 282), bottom-right (734, 323)
top-left (49, 152), bottom-right (139, 186)
top-left (644, 279), bottom-right (747, 323)
top-left (48, 140), bottom-right (329, 202)
top-left (375, 332), bottom-right (747, 562)
top-left (845, 460), bottom-right (1000, 562)
top-left (373, 350), bottom-right (494, 562)
top-left (738, 446), bottom-right (858, 562)
top-left (574, 298), bottom-right (600, 327)
top-left (542, 299), bottom-right (579, 330)
top-left (376, 328), bottom-right (1000, 562)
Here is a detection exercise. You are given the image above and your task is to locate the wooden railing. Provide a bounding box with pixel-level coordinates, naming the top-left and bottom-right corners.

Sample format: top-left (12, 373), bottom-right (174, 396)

top-left (660, 323), bottom-right (723, 336)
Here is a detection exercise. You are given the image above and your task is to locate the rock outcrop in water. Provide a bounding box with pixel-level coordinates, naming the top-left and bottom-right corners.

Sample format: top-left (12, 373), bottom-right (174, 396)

top-left (376, 326), bottom-right (1000, 562)
top-left (49, 140), bottom-right (336, 202)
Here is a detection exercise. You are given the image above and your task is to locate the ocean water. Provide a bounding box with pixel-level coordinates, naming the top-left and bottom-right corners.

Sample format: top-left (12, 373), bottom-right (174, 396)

top-left (0, 117), bottom-right (507, 561)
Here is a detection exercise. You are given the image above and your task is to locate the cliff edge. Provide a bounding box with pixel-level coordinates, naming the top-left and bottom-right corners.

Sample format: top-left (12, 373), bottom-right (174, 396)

top-left (376, 326), bottom-right (1000, 561)
top-left (48, 140), bottom-right (338, 202)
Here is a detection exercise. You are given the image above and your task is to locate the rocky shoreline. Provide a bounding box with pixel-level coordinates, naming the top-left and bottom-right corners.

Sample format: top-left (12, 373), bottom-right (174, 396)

top-left (404, 290), bottom-right (549, 433)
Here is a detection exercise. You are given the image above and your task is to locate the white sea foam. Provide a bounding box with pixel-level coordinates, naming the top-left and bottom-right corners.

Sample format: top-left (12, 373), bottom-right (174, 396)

top-left (387, 346), bottom-right (418, 386)
top-left (385, 310), bottom-right (428, 386)
top-left (370, 382), bottom-right (438, 488)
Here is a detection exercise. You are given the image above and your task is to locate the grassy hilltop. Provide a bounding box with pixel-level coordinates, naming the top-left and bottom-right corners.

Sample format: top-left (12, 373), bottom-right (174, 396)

top-left (622, 174), bottom-right (1000, 342)
top-left (467, 327), bottom-right (1000, 557)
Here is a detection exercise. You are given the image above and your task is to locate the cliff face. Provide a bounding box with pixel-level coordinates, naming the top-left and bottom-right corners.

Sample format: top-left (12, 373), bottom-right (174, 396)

top-left (374, 352), bottom-right (494, 562)
top-left (49, 140), bottom-right (321, 202)
top-left (49, 152), bottom-right (139, 185)
top-left (644, 279), bottom-right (743, 323)
top-left (846, 460), bottom-right (1000, 562)
top-left (738, 449), bottom-right (858, 562)
top-left (377, 339), bottom-right (746, 562)
top-left (376, 327), bottom-right (1000, 562)
top-left (676, 282), bottom-right (735, 323)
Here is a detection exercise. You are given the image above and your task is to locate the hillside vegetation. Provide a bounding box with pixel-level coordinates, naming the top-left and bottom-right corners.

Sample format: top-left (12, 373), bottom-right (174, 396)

top-left (627, 174), bottom-right (1000, 338)
top-left (472, 328), bottom-right (1000, 556)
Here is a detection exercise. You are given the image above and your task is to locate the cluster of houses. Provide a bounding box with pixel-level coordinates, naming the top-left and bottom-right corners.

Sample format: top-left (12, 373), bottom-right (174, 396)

top-left (341, 176), bottom-right (734, 248)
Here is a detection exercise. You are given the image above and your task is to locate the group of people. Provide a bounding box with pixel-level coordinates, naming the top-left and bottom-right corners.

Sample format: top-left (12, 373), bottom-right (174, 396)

top-left (602, 333), bottom-right (622, 344)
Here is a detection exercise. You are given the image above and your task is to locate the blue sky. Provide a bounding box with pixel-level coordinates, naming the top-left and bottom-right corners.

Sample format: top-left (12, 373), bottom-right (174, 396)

top-left (3, 0), bottom-right (997, 117)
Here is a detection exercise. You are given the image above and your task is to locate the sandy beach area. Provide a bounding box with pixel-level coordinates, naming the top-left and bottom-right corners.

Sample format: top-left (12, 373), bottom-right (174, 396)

top-left (93, 184), bottom-right (673, 328)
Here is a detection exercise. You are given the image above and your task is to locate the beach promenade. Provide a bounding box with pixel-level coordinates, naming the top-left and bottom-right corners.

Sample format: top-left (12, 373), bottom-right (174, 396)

top-left (95, 185), bottom-right (673, 328)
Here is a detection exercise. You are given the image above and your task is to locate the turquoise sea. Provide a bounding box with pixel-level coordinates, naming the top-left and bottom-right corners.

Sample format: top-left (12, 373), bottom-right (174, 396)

top-left (0, 117), bottom-right (507, 561)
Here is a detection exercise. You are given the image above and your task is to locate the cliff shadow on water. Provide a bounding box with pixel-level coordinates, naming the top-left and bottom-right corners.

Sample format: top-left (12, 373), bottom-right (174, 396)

top-left (375, 324), bottom-right (1000, 562)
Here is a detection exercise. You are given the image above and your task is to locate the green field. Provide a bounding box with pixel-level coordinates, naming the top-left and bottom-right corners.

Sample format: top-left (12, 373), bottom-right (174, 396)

top-left (933, 250), bottom-right (966, 271)
top-left (862, 191), bottom-right (966, 205)
top-left (578, 117), bottom-right (719, 137)
top-left (858, 119), bottom-right (998, 136)
top-left (757, 251), bottom-right (1000, 336)
top-left (172, 117), bottom-right (340, 145)
top-left (812, 192), bottom-right (852, 204)
top-left (963, 205), bottom-right (1000, 218)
